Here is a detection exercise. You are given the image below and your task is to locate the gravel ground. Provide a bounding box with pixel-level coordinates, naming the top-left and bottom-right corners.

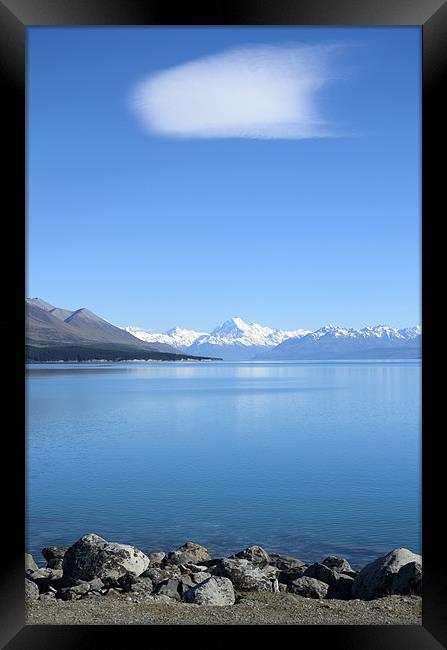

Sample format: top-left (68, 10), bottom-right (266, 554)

top-left (26, 592), bottom-right (422, 626)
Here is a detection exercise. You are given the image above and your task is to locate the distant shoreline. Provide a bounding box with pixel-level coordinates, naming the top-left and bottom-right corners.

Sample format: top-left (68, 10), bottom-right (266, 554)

top-left (25, 344), bottom-right (221, 363)
top-left (25, 357), bottom-right (421, 365)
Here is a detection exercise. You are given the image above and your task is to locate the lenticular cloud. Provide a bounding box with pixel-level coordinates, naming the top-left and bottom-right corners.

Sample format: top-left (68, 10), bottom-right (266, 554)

top-left (130, 44), bottom-right (336, 139)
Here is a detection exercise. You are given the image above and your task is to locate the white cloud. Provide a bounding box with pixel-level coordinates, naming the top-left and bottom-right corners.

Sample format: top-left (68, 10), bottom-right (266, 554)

top-left (130, 44), bottom-right (338, 139)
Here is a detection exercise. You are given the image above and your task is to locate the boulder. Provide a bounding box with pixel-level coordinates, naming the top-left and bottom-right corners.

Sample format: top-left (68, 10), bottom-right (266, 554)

top-left (57, 581), bottom-right (90, 601)
top-left (304, 563), bottom-right (339, 587)
top-left (191, 571), bottom-right (212, 584)
top-left (278, 565), bottom-right (309, 585)
top-left (343, 571), bottom-right (358, 579)
top-left (25, 553), bottom-right (38, 572)
top-left (42, 546), bottom-right (68, 570)
top-left (184, 576), bottom-right (235, 605)
top-left (147, 551), bottom-right (165, 566)
top-left (289, 576), bottom-right (328, 599)
top-left (156, 578), bottom-right (182, 601)
top-left (322, 556), bottom-right (353, 573)
top-left (168, 542), bottom-right (211, 566)
top-left (25, 568), bottom-right (63, 594)
top-left (25, 579), bottom-right (39, 601)
top-left (391, 561), bottom-right (422, 596)
top-left (62, 534), bottom-right (149, 585)
top-left (352, 548), bottom-right (422, 600)
top-left (118, 575), bottom-right (154, 594)
top-left (303, 563), bottom-right (355, 599)
top-left (233, 546), bottom-right (270, 565)
top-left (87, 577), bottom-right (105, 591)
top-left (268, 553), bottom-right (306, 572)
top-left (178, 574), bottom-right (196, 596)
top-left (141, 566), bottom-right (181, 587)
top-left (214, 558), bottom-right (277, 592)
top-left (327, 573), bottom-right (355, 600)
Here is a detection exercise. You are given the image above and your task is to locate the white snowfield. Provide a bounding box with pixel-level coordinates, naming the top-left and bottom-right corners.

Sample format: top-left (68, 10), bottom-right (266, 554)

top-left (123, 318), bottom-right (421, 353)
top-left (306, 324), bottom-right (422, 341)
top-left (124, 325), bottom-right (207, 349)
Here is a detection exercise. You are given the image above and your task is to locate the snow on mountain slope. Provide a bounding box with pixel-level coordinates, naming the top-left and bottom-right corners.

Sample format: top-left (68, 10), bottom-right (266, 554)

top-left (258, 324), bottom-right (422, 360)
top-left (123, 318), bottom-right (421, 360)
top-left (184, 317), bottom-right (310, 360)
top-left (124, 317), bottom-right (310, 360)
top-left (192, 317), bottom-right (309, 347)
top-left (302, 324), bottom-right (421, 342)
top-left (124, 325), bottom-right (207, 350)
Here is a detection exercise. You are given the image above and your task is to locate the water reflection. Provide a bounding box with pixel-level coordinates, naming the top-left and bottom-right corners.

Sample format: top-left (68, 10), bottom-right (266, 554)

top-left (26, 361), bottom-right (421, 567)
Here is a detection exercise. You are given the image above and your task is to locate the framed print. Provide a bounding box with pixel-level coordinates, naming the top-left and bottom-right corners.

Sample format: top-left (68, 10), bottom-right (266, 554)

top-left (1, 0), bottom-right (446, 648)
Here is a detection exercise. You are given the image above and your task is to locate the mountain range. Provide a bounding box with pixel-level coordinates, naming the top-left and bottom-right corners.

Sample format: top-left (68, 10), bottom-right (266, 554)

top-left (25, 298), bottom-right (421, 361)
top-left (124, 318), bottom-right (309, 361)
top-left (125, 317), bottom-right (421, 361)
top-left (25, 299), bottom-right (218, 362)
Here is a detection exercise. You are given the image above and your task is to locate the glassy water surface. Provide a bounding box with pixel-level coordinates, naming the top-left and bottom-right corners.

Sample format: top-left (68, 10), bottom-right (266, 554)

top-left (26, 361), bottom-right (421, 568)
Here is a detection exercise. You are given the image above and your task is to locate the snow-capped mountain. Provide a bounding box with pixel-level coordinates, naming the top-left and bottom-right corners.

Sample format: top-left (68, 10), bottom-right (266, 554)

top-left (257, 324), bottom-right (422, 360)
top-left (123, 325), bottom-right (207, 351)
top-left (124, 317), bottom-right (310, 360)
top-left (185, 317), bottom-right (310, 360)
top-left (123, 319), bottom-right (421, 361)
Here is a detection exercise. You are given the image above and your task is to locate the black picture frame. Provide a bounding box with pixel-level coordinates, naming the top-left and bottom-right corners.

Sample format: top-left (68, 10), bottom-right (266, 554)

top-left (1, 0), bottom-right (445, 648)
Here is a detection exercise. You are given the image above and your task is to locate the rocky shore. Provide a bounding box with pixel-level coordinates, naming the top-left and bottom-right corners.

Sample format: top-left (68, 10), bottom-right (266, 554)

top-left (25, 534), bottom-right (422, 625)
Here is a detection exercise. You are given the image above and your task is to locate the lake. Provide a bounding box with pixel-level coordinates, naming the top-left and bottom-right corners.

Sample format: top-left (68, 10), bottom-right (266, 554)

top-left (26, 360), bottom-right (421, 569)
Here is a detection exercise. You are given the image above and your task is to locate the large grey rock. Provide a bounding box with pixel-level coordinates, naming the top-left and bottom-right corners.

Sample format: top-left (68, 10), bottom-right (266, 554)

top-left (141, 565), bottom-right (181, 587)
top-left (303, 562), bottom-right (354, 599)
top-left (168, 542), bottom-right (211, 566)
top-left (58, 581), bottom-right (90, 601)
top-left (191, 571), bottom-right (212, 584)
top-left (156, 578), bottom-right (181, 601)
top-left (42, 546), bottom-right (68, 570)
top-left (87, 577), bottom-right (105, 591)
top-left (26, 567), bottom-right (61, 581)
top-left (26, 568), bottom-right (63, 594)
top-left (352, 548), bottom-right (422, 600)
top-left (25, 579), bottom-right (39, 601)
top-left (278, 565), bottom-right (309, 585)
top-left (25, 553), bottom-right (38, 572)
top-left (268, 553), bottom-right (306, 572)
top-left (233, 546), bottom-right (270, 565)
top-left (322, 556), bottom-right (353, 574)
top-left (327, 573), bottom-right (355, 600)
top-left (62, 534), bottom-right (149, 585)
top-left (391, 561), bottom-right (422, 596)
top-left (214, 557), bottom-right (277, 592)
top-left (178, 574), bottom-right (195, 596)
top-left (147, 551), bottom-right (165, 566)
top-left (304, 563), bottom-right (339, 587)
top-left (184, 576), bottom-right (235, 605)
top-left (118, 574), bottom-right (154, 594)
top-left (289, 576), bottom-right (329, 599)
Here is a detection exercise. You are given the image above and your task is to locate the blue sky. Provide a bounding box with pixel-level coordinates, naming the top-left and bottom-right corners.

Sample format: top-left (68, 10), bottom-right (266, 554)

top-left (27, 27), bottom-right (420, 332)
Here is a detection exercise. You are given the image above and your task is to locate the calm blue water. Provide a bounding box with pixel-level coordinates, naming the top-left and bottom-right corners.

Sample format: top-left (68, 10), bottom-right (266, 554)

top-left (26, 361), bottom-right (421, 569)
